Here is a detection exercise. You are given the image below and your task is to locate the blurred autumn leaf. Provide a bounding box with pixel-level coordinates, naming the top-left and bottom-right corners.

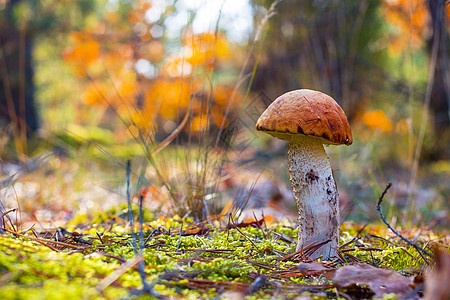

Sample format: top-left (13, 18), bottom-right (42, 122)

top-left (362, 110), bottom-right (393, 132)
top-left (381, 0), bottom-right (430, 54)
top-left (331, 263), bottom-right (414, 298)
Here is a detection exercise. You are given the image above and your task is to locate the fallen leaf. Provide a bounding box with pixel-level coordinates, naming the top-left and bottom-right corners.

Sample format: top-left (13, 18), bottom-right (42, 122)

top-left (332, 263), bottom-right (413, 298)
top-left (181, 227), bottom-right (212, 236)
top-left (297, 262), bottom-right (332, 275)
top-left (227, 218), bottom-right (265, 229)
top-left (424, 249), bottom-right (450, 300)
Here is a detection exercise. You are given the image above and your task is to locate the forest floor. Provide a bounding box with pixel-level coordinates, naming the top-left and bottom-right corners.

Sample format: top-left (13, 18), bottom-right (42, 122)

top-left (0, 151), bottom-right (449, 299)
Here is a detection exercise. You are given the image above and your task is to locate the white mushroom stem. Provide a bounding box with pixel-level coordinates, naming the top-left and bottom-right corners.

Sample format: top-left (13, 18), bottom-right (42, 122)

top-left (287, 135), bottom-right (339, 259)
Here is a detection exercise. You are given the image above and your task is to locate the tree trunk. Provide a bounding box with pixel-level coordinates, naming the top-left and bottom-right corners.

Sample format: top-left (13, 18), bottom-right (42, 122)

top-left (0, 0), bottom-right (39, 139)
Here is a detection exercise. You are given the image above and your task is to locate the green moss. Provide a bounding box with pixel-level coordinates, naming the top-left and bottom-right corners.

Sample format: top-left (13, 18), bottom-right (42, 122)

top-left (0, 216), bottom-right (438, 299)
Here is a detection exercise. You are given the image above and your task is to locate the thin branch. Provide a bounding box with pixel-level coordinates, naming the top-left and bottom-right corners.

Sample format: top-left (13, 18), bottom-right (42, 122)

top-left (3, 228), bottom-right (86, 250)
top-left (176, 222), bottom-right (183, 253)
top-left (376, 183), bottom-right (433, 258)
top-left (229, 214), bottom-right (259, 250)
top-left (126, 159), bottom-right (137, 250)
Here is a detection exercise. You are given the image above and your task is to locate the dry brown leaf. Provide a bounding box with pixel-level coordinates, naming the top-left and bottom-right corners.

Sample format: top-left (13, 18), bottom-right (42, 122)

top-left (226, 218), bottom-right (265, 229)
top-left (181, 227), bottom-right (212, 236)
top-left (424, 249), bottom-right (450, 300)
top-left (297, 262), bottom-right (332, 275)
top-left (332, 263), bottom-right (413, 298)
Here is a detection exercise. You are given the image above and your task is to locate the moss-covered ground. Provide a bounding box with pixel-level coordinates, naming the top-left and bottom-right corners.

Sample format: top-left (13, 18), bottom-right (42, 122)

top-left (1, 209), bottom-right (447, 299)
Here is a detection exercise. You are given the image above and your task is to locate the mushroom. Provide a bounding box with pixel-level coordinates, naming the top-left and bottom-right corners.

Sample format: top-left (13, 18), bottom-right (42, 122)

top-left (256, 89), bottom-right (352, 259)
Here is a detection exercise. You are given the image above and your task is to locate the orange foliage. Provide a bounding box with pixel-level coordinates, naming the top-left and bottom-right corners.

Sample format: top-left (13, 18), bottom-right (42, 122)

top-left (241, 215), bottom-right (275, 226)
top-left (448, 4), bottom-right (450, 22)
top-left (61, 1), bottom-right (242, 135)
top-left (119, 71), bottom-right (138, 99)
top-left (362, 110), bottom-right (393, 132)
top-left (81, 70), bottom-right (137, 107)
top-left (184, 32), bottom-right (231, 68)
top-left (381, 0), bottom-right (430, 54)
top-left (214, 86), bottom-right (235, 107)
top-left (142, 79), bottom-right (191, 120)
top-left (211, 107), bottom-right (230, 128)
top-left (191, 115), bottom-right (208, 132)
top-left (83, 81), bottom-right (107, 106)
top-left (63, 32), bottom-right (100, 75)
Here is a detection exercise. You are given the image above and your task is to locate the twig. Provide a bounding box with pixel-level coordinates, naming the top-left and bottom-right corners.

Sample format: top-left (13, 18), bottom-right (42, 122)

top-left (4, 228), bottom-right (86, 250)
top-left (137, 193), bottom-right (151, 288)
top-left (143, 228), bottom-right (158, 247)
top-left (337, 251), bottom-right (348, 264)
top-left (340, 247), bottom-right (384, 253)
top-left (230, 214), bottom-right (259, 250)
top-left (0, 208), bottom-right (17, 220)
top-left (279, 241), bottom-right (315, 262)
top-left (270, 231), bottom-right (295, 244)
top-left (126, 161), bottom-right (158, 297)
top-left (96, 232), bottom-right (104, 244)
top-left (126, 159), bottom-right (137, 250)
top-left (176, 222), bottom-right (183, 253)
top-left (138, 194), bottom-right (145, 249)
top-left (1, 208), bottom-right (17, 232)
top-left (261, 210), bottom-right (270, 238)
top-left (376, 183), bottom-right (433, 258)
top-left (252, 212), bottom-right (266, 239)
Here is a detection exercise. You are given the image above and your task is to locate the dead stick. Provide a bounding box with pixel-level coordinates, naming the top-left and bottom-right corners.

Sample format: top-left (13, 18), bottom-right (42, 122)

top-left (4, 228), bottom-right (86, 250)
top-left (376, 182), bottom-right (433, 258)
top-left (230, 215), bottom-right (259, 250)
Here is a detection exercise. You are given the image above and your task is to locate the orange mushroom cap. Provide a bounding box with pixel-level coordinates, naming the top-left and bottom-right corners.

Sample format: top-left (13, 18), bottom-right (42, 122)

top-left (256, 89), bottom-right (353, 145)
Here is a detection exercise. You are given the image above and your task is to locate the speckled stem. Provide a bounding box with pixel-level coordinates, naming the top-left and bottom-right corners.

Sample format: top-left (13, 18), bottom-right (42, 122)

top-left (287, 135), bottom-right (339, 259)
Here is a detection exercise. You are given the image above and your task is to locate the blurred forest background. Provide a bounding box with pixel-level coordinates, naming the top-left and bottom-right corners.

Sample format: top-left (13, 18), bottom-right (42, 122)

top-left (0, 0), bottom-right (448, 229)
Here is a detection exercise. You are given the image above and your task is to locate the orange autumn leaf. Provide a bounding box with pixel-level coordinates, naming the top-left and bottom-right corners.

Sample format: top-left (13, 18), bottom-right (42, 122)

top-left (64, 38), bottom-right (100, 64)
top-left (126, 108), bottom-right (158, 132)
top-left (184, 32), bottom-right (231, 68)
top-left (63, 32), bottom-right (101, 75)
top-left (142, 79), bottom-right (191, 120)
top-left (82, 69), bottom-right (137, 110)
top-left (214, 86), bottom-right (235, 107)
top-left (83, 81), bottom-right (107, 106)
top-left (233, 217), bottom-right (265, 228)
top-left (220, 201), bottom-right (233, 216)
top-left (191, 115), bottom-right (208, 132)
top-left (118, 71), bottom-right (138, 100)
top-left (211, 107), bottom-right (229, 128)
top-left (362, 110), bottom-right (393, 132)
